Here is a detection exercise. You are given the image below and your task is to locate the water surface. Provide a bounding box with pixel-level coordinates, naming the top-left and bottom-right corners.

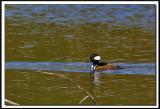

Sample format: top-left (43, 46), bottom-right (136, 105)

top-left (5, 4), bottom-right (156, 105)
top-left (5, 62), bottom-right (155, 75)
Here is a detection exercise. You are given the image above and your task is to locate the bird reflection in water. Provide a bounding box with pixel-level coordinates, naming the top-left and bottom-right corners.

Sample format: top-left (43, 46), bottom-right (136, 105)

top-left (90, 70), bottom-right (101, 95)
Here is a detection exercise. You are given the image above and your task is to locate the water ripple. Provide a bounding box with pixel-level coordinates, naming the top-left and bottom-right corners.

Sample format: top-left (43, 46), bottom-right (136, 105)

top-left (5, 62), bottom-right (155, 75)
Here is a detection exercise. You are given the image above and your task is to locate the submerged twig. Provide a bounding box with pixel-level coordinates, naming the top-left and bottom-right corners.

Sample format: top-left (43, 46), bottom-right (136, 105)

top-left (79, 96), bottom-right (89, 104)
top-left (38, 70), bottom-right (96, 105)
top-left (5, 99), bottom-right (19, 105)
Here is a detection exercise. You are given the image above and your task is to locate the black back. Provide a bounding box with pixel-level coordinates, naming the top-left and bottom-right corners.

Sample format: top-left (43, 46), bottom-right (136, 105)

top-left (97, 62), bottom-right (108, 66)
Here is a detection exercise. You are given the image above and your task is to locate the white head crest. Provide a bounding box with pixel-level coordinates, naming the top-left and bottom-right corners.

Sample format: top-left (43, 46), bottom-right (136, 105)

top-left (94, 56), bottom-right (101, 61)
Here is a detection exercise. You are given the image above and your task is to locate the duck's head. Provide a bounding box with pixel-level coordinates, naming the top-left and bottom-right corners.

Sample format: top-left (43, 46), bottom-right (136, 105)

top-left (90, 53), bottom-right (101, 62)
top-left (90, 53), bottom-right (101, 65)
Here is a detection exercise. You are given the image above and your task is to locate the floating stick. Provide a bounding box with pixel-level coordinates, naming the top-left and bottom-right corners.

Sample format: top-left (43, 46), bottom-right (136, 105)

top-left (38, 70), bottom-right (96, 105)
top-left (79, 96), bottom-right (89, 104)
top-left (5, 99), bottom-right (19, 105)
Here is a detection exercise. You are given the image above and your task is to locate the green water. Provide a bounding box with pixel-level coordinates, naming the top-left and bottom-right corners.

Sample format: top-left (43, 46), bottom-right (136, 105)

top-left (5, 69), bottom-right (155, 105)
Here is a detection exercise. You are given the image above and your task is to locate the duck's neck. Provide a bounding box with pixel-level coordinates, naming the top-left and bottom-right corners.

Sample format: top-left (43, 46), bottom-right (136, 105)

top-left (91, 60), bottom-right (99, 70)
top-left (93, 60), bottom-right (99, 65)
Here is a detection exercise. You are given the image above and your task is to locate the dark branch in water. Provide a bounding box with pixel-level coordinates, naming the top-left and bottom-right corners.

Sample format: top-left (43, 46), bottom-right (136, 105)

top-left (37, 70), bottom-right (97, 105)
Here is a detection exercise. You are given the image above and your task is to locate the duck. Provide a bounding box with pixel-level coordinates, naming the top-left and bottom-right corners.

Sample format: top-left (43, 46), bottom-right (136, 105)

top-left (90, 53), bottom-right (121, 70)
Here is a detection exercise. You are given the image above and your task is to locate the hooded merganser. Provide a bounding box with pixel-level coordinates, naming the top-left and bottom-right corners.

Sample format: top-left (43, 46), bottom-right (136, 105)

top-left (90, 53), bottom-right (121, 70)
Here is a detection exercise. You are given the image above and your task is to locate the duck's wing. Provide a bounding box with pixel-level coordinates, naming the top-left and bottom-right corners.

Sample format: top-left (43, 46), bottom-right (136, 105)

top-left (97, 62), bottom-right (122, 69)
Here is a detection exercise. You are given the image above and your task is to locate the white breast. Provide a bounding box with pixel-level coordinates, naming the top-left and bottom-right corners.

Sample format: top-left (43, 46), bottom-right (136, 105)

top-left (91, 65), bottom-right (97, 70)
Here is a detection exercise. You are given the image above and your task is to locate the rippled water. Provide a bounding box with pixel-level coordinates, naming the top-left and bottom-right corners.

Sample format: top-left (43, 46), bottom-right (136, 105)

top-left (5, 4), bottom-right (156, 105)
top-left (5, 4), bottom-right (155, 63)
top-left (5, 62), bottom-right (155, 75)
